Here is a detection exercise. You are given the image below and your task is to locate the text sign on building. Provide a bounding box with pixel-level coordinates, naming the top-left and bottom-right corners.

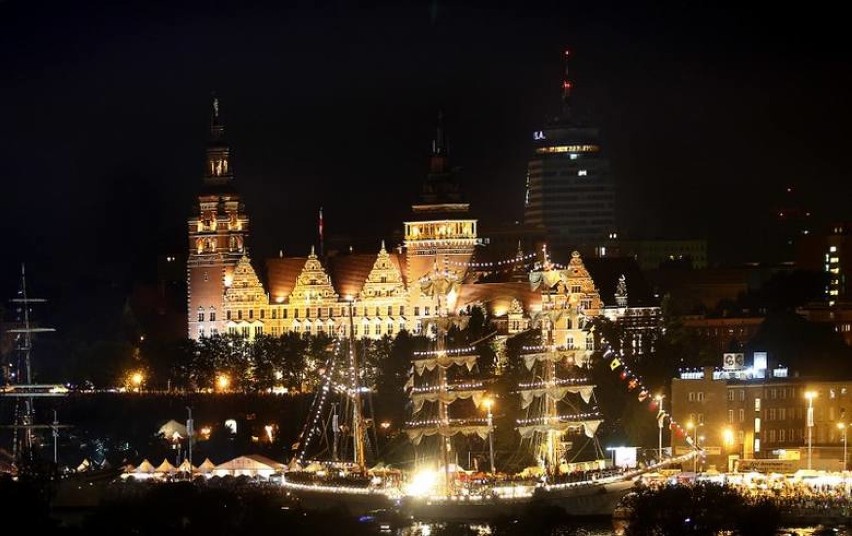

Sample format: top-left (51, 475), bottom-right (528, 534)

top-left (722, 353), bottom-right (745, 370)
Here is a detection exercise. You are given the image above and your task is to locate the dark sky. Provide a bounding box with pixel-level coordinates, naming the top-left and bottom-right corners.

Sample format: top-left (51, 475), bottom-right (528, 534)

top-left (2, 1), bottom-right (851, 332)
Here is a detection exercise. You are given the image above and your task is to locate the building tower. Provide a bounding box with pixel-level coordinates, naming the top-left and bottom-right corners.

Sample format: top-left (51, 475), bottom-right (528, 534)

top-left (523, 50), bottom-right (615, 258)
top-left (187, 97), bottom-right (250, 339)
top-left (404, 112), bottom-right (479, 318)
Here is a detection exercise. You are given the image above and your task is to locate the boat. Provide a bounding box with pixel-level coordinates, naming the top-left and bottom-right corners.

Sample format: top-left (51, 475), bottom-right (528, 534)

top-left (279, 302), bottom-right (400, 515)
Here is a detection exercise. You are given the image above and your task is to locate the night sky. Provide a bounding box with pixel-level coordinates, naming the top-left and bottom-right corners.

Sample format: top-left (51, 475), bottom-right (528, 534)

top-left (2, 1), bottom-right (851, 334)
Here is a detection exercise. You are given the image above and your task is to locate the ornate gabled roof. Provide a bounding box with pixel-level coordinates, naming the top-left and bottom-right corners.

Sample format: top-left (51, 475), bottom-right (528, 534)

top-left (359, 241), bottom-right (407, 301)
top-left (289, 247), bottom-right (338, 305)
top-left (562, 251), bottom-right (596, 293)
top-left (224, 256), bottom-right (267, 306)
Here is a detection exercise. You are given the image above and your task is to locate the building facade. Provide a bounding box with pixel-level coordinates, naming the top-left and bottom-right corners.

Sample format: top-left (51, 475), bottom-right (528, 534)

top-left (672, 356), bottom-right (852, 473)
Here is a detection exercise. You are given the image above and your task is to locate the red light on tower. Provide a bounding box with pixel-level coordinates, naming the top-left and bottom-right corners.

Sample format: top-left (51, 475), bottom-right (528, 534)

top-left (562, 80), bottom-right (572, 90)
top-left (564, 49), bottom-right (571, 56)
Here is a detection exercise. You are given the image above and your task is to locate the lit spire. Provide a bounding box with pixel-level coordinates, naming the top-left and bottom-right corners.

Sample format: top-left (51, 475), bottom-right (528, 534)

top-left (429, 110), bottom-right (449, 174)
top-left (210, 93), bottom-right (224, 143)
top-left (561, 49), bottom-right (573, 120)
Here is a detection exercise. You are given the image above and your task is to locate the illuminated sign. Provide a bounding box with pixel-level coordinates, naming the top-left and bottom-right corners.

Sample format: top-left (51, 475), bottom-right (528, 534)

top-left (535, 144), bottom-right (599, 154)
top-left (533, 130), bottom-right (546, 140)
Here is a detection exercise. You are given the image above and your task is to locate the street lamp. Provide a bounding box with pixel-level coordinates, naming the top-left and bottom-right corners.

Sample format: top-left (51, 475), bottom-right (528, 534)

top-left (483, 397), bottom-right (496, 474)
top-left (805, 391), bottom-right (817, 470)
top-left (686, 421), bottom-right (704, 472)
top-left (186, 406), bottom-right (194, 475)
top-left (838, 422), bottom-right (847, 471)
top-left (722, 427), bottom-right (735, 472)
top-left (655, 394), bottom-right (665, 462)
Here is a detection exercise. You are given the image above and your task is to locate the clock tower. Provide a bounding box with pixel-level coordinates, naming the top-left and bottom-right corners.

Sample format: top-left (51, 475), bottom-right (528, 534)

top-left (187, 97), bottom-right (250, 339)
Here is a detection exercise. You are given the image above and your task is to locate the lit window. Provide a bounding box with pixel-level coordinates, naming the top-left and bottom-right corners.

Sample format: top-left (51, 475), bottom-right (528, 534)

top-left (578, 170), bottom-right (587, 176)
top-left (569, 153), bottom-right (578, 160)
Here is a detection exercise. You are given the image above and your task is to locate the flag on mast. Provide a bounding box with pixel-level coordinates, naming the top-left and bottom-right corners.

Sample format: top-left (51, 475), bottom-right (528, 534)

top-left (318, 207), bottom-right (324, 257)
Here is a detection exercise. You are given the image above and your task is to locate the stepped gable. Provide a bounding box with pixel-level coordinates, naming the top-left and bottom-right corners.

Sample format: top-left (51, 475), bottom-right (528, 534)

top-left (266, 256), bottom-right (308, 303)
top-left (289, 247), bottom-right (338, 304)
top-left (224, 256), bottom-right (267, 308)
top-left (582, 256), bottom-right (656, 307)
top-left (359, 241), bottom-right (406, 300)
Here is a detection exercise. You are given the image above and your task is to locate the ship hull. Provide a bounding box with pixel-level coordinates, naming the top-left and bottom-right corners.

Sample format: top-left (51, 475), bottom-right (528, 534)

top-left (281, 483), bottom-right (399, 516)
top-left (400, 478), bottom-right (635, 522)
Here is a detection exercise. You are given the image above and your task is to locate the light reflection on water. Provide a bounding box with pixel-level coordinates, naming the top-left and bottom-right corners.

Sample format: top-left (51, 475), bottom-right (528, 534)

top-left (393, 520), bottom-right (618, 535)
top-left (388, 521), bottom-right (847, 536)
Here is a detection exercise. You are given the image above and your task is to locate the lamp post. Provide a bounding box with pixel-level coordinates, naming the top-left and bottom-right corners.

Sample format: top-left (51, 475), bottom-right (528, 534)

top-left (186, 406), bottom-right (194, 473)
top-left (484, 398), bottom-right (495, 474)
top-left (723, 427), bottom-right (735, 473)
top-left (805, 391), bottom-right (817, 470)
top-left (655, 394), bottom-right (665, 462)
top-left (686, 421), bottom-right (704, 473)
top-left (838, 422), bottom-right (847, 471)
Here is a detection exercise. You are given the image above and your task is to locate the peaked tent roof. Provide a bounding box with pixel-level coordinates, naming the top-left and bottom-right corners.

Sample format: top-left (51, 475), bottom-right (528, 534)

top-left (158, 419), bottom-right (188, 439)
top-left (177, 459), bottom-right (196, 473)
top-left (135, 459), bottom-right (156, 473)
top-left (197, 458), bottom-right (217, 473)
top-left (155, 459), bottom-right (177, 473)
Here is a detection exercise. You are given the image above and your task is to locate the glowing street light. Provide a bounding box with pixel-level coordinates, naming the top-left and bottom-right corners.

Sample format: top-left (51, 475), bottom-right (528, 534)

top-left (723, 427), bottom-right (735, 472)
top-left (483, 397), bottom-right (496, 474)
top-left (130, 371), bottom-right (144, 392)
top-left (805, 391), bottom-right (817, 470)
top-left (216, 373), bottom-right (231, 392)
top-left (838, 422), bottom-right (847, 471)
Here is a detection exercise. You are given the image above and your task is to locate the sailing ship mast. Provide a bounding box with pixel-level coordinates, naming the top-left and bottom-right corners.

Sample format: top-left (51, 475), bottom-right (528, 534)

top-left (3, 263), bottom-right (58, 464)
top-left (517, 249), bottom-right (603, 477)
top-left (405, 259), bottom-right (491, 492)
top-left (345, 297), bottom-right (367, 470)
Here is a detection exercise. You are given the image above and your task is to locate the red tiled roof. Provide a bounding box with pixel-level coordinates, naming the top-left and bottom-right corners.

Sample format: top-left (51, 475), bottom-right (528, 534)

top-left (266, 257), bottom-right (307, 301)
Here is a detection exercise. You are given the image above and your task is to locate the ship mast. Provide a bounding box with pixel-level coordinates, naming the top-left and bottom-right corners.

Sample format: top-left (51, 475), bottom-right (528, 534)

top-left (3, 263), bottom-right (57, 463)
top-left (518, 248), bottom-right (603, 478)
top-left (346, 297), bottom-right (367, 470)
top-left (406, 258), bottom-right (491, 493)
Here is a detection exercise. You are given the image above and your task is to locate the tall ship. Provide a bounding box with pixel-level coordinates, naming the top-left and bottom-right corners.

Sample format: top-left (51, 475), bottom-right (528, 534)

top-left (278, 249), bottom-right (690, 520)
top-left (397, 250), bottom-right (646, 521)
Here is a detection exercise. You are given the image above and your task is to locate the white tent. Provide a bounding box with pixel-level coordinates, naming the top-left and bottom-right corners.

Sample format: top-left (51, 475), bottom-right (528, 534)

top-left (196, 458), bottom-right (216, 474)
top-left (212, 454), bottom-right (285, 478)
top-left (158, 419), bottom-right (188, 441)
top-left (126, 459), bottom-right (157, 480)
top-left (177, 459), bottom-right (196, 474)
top-left (154, 459), bottom-right (177, 475)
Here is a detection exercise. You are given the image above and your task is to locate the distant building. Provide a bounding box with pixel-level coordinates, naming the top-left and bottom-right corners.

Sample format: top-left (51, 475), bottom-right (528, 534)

top-left (795, 222), bottom-right (852, 345)
top-left (671, 356), bottom-right (852, 473)
top-left (617, 239), bottom-right (708, 270)
top-left (680, 316), bottom-right (765, 355)
top-left (522, 50), bottom-right (616, 257)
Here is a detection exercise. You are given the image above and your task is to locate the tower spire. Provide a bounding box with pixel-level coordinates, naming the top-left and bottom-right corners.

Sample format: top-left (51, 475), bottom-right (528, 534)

top-left (430, 110), bottom-right (448, 173)
top-left (561, 49), bottom-right (573, 121)
top-left (210, 93), bottom-right (224, 143)
top-left (204, 94), bottom-right (233, 187)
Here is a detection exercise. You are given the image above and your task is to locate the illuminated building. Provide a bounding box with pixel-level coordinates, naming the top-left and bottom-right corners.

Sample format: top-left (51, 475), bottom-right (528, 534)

top-left (672, 360), bottom-right (852, 472)
top-left (187, 98), bottom-right (250, 338)
top-left (186, 102), bottom-right (656, 346)
top-left (523, 50), bottom-right (616, 256)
